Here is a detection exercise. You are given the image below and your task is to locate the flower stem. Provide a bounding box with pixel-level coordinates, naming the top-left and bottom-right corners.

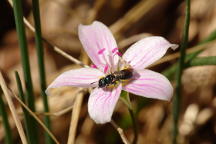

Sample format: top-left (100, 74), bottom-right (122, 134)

top-left (121, 91), bottom-right (138, 144)
top-left (128, 108), bottom-right (138, 144)
top-left (173, 0), bottom-right (190, 144)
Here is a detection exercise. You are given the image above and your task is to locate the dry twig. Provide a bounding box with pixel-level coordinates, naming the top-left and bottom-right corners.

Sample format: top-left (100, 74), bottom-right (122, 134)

top-left (54, 47), bottom-right (88, 68)
top-left (111, 120), bottom-right (130, 144)
top-left (37, 105), bottom-right (74, 117)
top-left (67, 88), bottom-right (85, 144)
top-left (11, 90), bottom-right (60, 144)
top-left (110, 0), bottom-right (163, 35)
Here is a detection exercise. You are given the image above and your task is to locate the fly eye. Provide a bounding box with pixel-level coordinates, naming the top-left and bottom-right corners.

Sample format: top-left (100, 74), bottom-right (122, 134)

top-left (104, 77), bottom-right (111, 83)
top-left (99, 79), bottom-right (106, 88)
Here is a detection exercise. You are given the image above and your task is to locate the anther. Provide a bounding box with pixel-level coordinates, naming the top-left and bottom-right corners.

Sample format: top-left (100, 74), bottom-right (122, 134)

top-left (104, 64), bottom-right (109, 73)
top-left (98, 48), bottom-right (106, 55)
top-left (90, 64), bottom-right (97, 68)
top-left (116, 52), bottom-right (122, 56)
top-left (112, 48), bottom-right (118, 53)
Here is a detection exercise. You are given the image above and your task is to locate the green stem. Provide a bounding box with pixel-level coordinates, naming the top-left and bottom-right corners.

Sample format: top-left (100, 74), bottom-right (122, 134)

top-left (121, 91), bottom-right (138, 144)
top-left (128, 108), bottom-right (138, 144)
top-left (173, 0), bottom-right (190, 144)
top-left (31, 0), bottom-right (53, 143)
top-left (0, 88), bottom-right (13, 144)
top-left (12, 0), bottom-right (38, 143)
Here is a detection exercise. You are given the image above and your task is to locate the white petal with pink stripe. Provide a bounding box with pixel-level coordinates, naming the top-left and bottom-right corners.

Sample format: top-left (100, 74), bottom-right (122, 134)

top-left (47, 68), bottom-right (104, 91)
top-left (78, 21), bottom-right (119, 73)
top-left (123, 69), bottom-right (173, 101)
top-left (122, 36), bottom-right (178, 70)
top-left (88, 85), bottom-right (122, 124)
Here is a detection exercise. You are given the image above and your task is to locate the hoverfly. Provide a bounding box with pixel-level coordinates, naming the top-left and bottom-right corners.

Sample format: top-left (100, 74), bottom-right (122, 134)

top-left (98, 68), bottom-right (133, 88)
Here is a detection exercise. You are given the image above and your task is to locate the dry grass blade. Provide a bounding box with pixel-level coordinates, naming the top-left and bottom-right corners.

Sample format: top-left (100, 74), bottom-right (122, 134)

top-left (37, 105), bottom-right (74, 117)
top-left (47, 0), bottom-right (74, 17)
top-left (110, 0), bottom-right (162, 35)
top-left (118, 33), bottom-right (152, 49)
top-left (54, 47), bottom-right (88, 68)
top-left (67, 88), bottom-right (85, 144)
top-left (0, 71), bottom-right (28, 144)
top-left (11, 91), bottom-right (60, 144)
top-left (111, 120), bottom-right (130, 144)
top-left (86, 0), bottom-right (106, 23)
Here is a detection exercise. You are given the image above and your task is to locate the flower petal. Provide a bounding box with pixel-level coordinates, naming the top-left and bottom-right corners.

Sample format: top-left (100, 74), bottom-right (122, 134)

top-left (88, 85), bottom-right (122, 124)
top-left (123, 69), bottom-right (173, 101)
top-left (78, 21), bottom-right (119, 73)
top-left (122, 36), bottom-right (178, 70)
top-left (47, 68), bottom-right (104, 91)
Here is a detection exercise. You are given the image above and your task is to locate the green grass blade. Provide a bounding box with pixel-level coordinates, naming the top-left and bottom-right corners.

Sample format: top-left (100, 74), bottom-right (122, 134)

top-left (163, 28), bottom-right (216, 80)
top-left (172, 0), bottom-right (190, 144)
top-left (0, 88), bottom-right (13, 144)
top-left (12, 0), bottom-right (38, 143)
top-left (185, 56), bottom-right (216, 67)
top-left (163, 50), bottom-right (202, 80)
top-left (15, 71), bottom-right (35, 144)
top-left (31, 0), bottom-right (53, 143)
top-left (199, 29), bottom-right (216, 44)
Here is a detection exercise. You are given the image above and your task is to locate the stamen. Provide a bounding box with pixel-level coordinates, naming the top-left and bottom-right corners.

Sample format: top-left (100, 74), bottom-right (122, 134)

top-left (90, 64), bottom-right (97, 68)
top-left (112, 48), bottom-right (118, 53)
top-left (116, 52), bottom-right (122, 56)
top-left (104, 64), bottom-right (109, 73)
top-left (98, 48), bottom-right (106, 55)
top-left (112, 48), bottom-right (122, 56)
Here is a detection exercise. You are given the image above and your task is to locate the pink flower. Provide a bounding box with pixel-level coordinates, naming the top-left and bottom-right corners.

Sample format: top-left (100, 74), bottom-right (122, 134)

top-left (47, 21), bottom-right (178, 124)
